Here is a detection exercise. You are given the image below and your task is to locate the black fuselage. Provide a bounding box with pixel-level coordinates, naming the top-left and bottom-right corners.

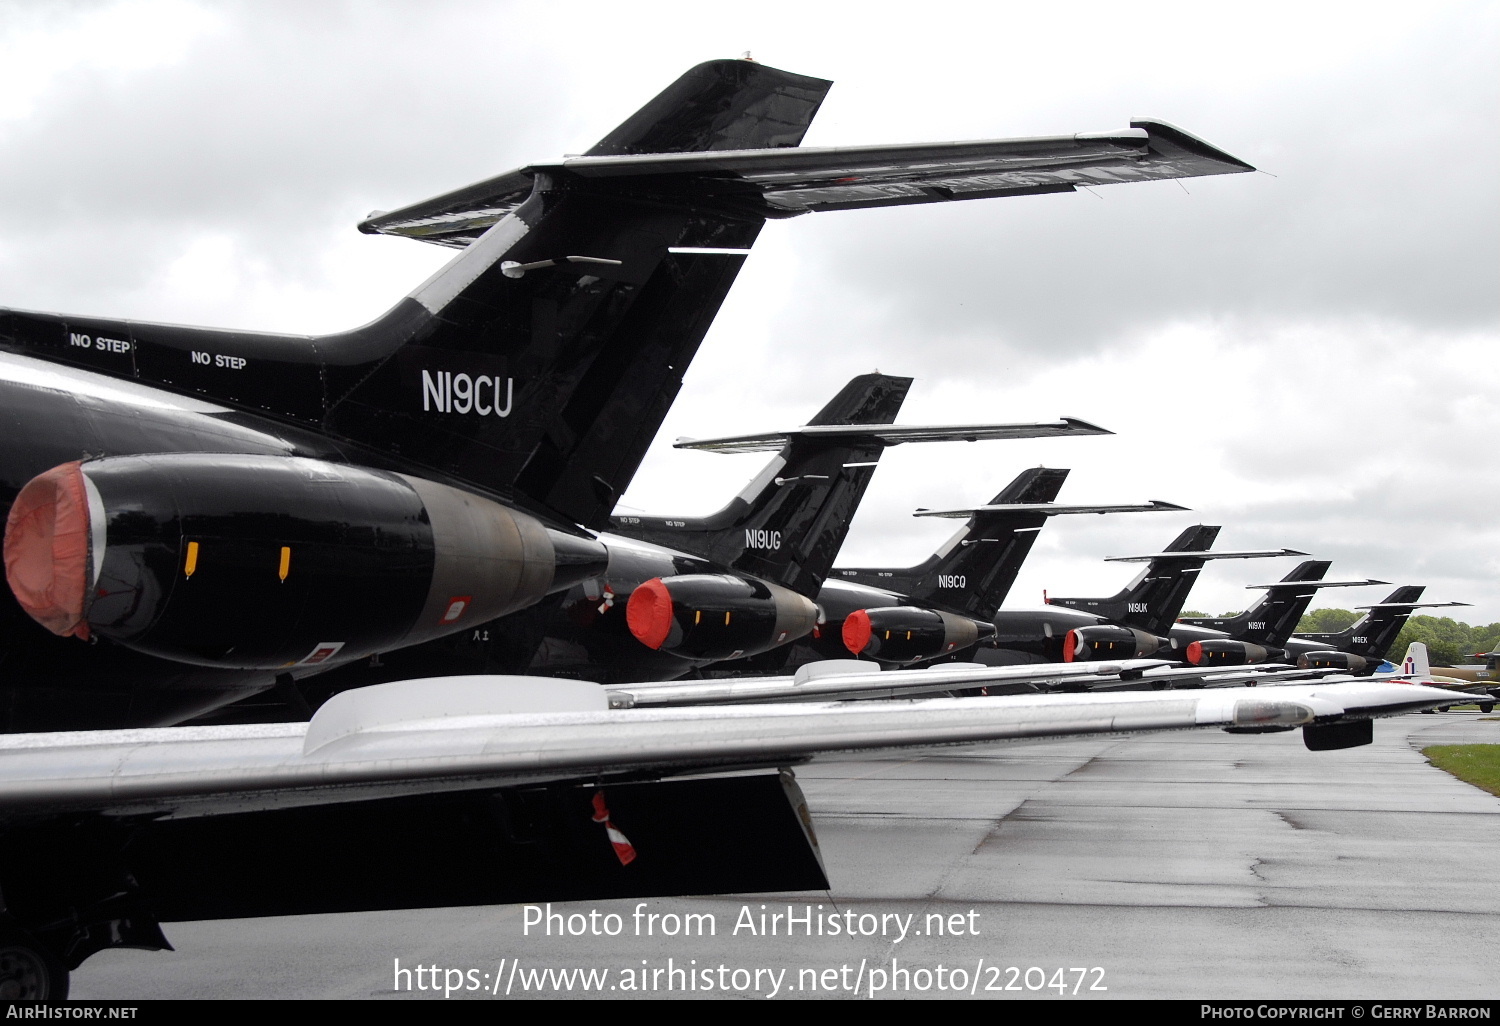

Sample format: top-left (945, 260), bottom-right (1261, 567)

top-left (0, 352), bottom-right (408, 727)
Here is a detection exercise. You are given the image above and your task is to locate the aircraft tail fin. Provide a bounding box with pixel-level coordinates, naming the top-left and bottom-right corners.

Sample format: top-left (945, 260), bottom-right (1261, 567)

top-left (1401, 641), bottom-right (1431, 677)
top-left (894, 467), bottom-right (1071, 619)
top-left (584, 59), bottom-right (832, 157)
top-left (834, 472), bottom-right (1184, 620)
top-left (1296, 586), bottom-right (1428, 659)
top-left (609, 374), bottom-right (911, 597)
top-left (2, 61), bottom-right (833, 533)
top-left (1048, 525), bottom-right (1219, 634)
top-left (1175, 560), bottom-right (1334, 645)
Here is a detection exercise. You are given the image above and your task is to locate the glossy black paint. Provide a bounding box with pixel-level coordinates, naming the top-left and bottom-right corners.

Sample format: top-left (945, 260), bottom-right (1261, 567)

top-left (1184, 639), bottom-right (1271, 667)
top-left (637, 574), bottom-right (814, 661)
top-left (846, 607), bottom-right (994, 664)
top-left (1048, 525), bottom-right (1219, 634)
top-left (1064, 623), bottom-right (1174, 661)
top-left (1171, 583), bottom-right (1426, 670)
top-left (0, 360), bottom-right (364, 728)
top-left (610, 373), bottom-right (910, 596)
top-left (84, 454), bottom-right (434, 668)
top-left (1297, 651), bottom-right (1373, 673)
top-left (1, 62), bottom-right (840, 534)
top-left (727, 466), bottom-right (1072, 672)
top-left (585, 60), bottom-right (831, 157)
top-left (1170, 559), bottom-right (1334, 665)
top-left (834, 467), bottom-right (1070, 620)
top-left (300, 374), bottom-right (910, 688)
top-left (1291, 585), bottom-right (1427, 661)
top-left (0, 61), bottom-right (833, 728)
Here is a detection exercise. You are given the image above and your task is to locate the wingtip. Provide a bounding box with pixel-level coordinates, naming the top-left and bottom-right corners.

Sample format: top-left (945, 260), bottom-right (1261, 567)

top-left (1062, 416), bottom-right (1113, 435)
top-left (1130, 118), bottom-right (1258, 173)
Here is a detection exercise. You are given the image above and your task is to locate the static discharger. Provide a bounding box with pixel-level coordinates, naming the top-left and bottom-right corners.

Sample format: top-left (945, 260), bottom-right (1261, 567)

top-left (278, 547), bottom-right (291, 582)
top-left (183, 542), bottom-right (199, 579)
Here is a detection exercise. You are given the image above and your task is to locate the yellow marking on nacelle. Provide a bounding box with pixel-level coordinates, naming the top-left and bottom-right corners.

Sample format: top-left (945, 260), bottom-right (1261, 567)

top-left (279, 546), bottom-right (291, 582)
top-left (184, 541), bottom-right (199, 579)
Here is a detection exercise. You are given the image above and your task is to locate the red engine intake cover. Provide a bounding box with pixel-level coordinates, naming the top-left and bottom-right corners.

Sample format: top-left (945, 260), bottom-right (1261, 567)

top-left (626, 578), bottom-right (675, 650)
top-left (1062, 629), bottom-right (1078, 662)
top-left (842, 609), bottom-right (873, 656)
top-left (1185, 641), bottom-right (1204, 665)
top-left (4, 461), bottom-right (92, 639)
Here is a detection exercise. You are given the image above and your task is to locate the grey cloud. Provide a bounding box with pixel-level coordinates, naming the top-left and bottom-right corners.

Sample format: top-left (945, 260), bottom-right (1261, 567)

top-left (761, 18), bottom-right (1498, 371)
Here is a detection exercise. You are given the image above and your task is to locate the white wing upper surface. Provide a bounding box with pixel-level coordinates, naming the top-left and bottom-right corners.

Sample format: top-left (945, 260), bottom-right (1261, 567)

top-left (0, 672), bottom-right (1459, 821)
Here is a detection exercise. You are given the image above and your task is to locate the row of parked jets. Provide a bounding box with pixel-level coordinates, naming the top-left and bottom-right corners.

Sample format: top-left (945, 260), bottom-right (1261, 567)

top-left (0, 58), bottom-right (1478, 996)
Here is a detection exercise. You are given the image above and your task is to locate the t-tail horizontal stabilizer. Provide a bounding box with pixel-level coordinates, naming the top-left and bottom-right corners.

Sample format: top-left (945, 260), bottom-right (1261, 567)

top-left (1049, 527), bottom-right (1305, 637)
top-left (362, 113), bottom-right (1255, 245)
top-left (1354, 601), bottom-right (1471, 611)
top-left (1105, 548), bottom-right (1308, 562)
top-left (915, 500), bottom-right (1186, 519)
top-left (674, 417), bottom-right (1111, 454)
top-left (609, 372), bottom-right (912, 597)
top-left (1243, 579), bottom-right (1389, 590)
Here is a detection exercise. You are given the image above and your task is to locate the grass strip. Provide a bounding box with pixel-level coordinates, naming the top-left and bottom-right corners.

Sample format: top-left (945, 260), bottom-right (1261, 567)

top-left (1422, 745), bottom-right (1500, 798)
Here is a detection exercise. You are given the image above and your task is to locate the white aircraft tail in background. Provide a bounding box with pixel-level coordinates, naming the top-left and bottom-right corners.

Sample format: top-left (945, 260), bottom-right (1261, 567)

top-left (1401, 641), bottom-right (1431, 677)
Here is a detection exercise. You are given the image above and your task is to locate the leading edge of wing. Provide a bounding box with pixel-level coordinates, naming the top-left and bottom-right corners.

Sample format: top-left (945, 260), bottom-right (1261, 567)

top-left (0, 675), bottom-right (1458, 819)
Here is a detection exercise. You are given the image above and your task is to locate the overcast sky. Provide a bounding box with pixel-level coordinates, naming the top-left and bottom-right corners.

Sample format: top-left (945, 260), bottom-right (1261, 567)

top-left (2, 1), bottom-right (1496, 622)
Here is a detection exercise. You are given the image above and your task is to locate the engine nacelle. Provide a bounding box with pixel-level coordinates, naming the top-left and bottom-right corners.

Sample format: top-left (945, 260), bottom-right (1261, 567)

top-left (1185, 640), bottom-right (1272, 667)
top-left (626, 574), bottom-right (817, 660)
top-left (3, 455), bottom-right (606, 669)
top-left (842, 607), bottom-right (995, 664)
top-left (1063, 624), bottom-right (1172, 662)
top-left (1297, 650), bottom-right (1371, 673)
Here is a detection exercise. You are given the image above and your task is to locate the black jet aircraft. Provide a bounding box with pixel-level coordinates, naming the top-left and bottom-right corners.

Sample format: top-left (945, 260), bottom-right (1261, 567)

top-left (1288, 588), bottom-right (1471, 671)
top-left (795, 471), bottom-right (1185, 667)
top-left (965, 525), bottom-right (1306, 664)
top-left (275, 374), bottom-right (1106, 699)
top-left (1168, 560), bottom-right (1387, 666)
top-left (0, 58), bottom-right (1256, 731)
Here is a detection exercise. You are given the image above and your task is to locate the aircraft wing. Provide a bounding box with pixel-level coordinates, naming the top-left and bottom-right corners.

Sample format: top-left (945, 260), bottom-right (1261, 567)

top-left (606, 658), bottom-right (1174, 707)
top-left (360, 120), bottom-right (1253, 247)
top-left (672, 417), bottom-right (1109, 454)
top-left (0, 675), bottom-right (1461, 822)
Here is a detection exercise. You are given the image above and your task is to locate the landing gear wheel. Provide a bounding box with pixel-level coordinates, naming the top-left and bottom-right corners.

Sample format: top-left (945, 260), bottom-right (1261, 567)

top-left (0, 928), bottom-right (68, 1000)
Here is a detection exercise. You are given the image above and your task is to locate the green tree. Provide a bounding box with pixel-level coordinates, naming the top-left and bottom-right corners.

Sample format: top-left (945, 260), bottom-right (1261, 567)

top-left (1296, 608), bottom-right (1358, 634)
top-left (1388, 617), bottom-right (1500, 667)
